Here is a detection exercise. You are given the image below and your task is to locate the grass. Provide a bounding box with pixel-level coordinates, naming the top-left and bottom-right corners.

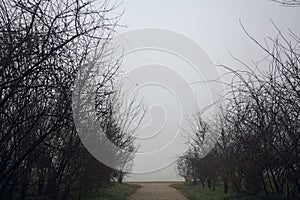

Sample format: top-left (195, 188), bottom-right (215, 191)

top-left (171, 182), bottom-right (264, 200)
top-left (82, 182), bottom-right (140, 200)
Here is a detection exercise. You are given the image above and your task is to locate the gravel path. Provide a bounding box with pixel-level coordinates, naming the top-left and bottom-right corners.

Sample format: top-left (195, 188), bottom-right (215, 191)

top-left (129, 182), bottom-right (187, 200)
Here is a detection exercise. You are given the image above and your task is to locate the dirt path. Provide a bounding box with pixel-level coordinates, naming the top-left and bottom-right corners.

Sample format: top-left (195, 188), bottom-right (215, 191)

top-left (129, 182), bottom-right (187, 200)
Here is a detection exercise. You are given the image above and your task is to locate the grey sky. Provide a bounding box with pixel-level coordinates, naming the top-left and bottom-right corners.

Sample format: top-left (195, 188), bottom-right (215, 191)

top-left (113, 0), bottom-right (300, 181)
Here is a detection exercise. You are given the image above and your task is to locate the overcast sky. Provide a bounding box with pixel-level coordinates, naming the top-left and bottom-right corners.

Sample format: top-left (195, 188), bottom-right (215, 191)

top-left (112, 0), bottom-right (300, 181)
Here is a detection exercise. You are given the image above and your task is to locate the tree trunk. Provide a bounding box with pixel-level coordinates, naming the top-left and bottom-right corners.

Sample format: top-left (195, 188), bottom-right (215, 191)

top-left (207, 178), bottom-right (211, 188)
top-left (192, 179), bottom-right (196, 185)
top-left (201, 179), bottom-right (205, 188)
top-left (223, 177), bottom-right (229, 194)
top-left (118, 173), bottom-right (124, 184)
top-left (212, 176), bottom-right (216, 190)
top-left (77, 179), bottom-right (82, 200)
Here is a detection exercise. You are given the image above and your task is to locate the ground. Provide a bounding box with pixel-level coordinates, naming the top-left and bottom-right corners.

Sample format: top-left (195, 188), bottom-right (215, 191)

top-left (82, 182), bottom-right (139, 200)
top-left (171, 182), bottom-right (264, 200)
top-left (128, 182), bottom-right (187, 200)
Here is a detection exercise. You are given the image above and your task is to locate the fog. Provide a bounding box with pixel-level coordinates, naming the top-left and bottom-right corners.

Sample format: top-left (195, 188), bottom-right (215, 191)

top-left (113, 0), bottom-right (300, 181)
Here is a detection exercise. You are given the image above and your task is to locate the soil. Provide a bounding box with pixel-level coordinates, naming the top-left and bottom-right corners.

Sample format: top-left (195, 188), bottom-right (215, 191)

top-left (129, 182), bottom-right (187, 200)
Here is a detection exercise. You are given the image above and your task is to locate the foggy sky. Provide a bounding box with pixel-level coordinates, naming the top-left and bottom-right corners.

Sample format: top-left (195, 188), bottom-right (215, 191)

top-left (113, 0), bottom-right (300, 181)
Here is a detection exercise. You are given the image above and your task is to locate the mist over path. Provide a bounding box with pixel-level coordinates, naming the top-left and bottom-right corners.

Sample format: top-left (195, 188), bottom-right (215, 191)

top-left (129, 182), bottom-right (187, 200)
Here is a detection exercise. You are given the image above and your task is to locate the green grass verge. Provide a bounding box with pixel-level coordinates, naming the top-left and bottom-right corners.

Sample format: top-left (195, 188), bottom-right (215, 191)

top-left (171, 182), bottom-right (264, 200)
top-left (82, 182), bottom-right (140, 200)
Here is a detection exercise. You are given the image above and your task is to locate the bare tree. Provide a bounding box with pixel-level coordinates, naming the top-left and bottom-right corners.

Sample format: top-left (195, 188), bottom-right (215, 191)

top-left (271, 0), bottom-right (300, 6)
top-left (0, 0), bottom-right (142, 199)
top-left (177, 23), bottom-right (300, 200)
